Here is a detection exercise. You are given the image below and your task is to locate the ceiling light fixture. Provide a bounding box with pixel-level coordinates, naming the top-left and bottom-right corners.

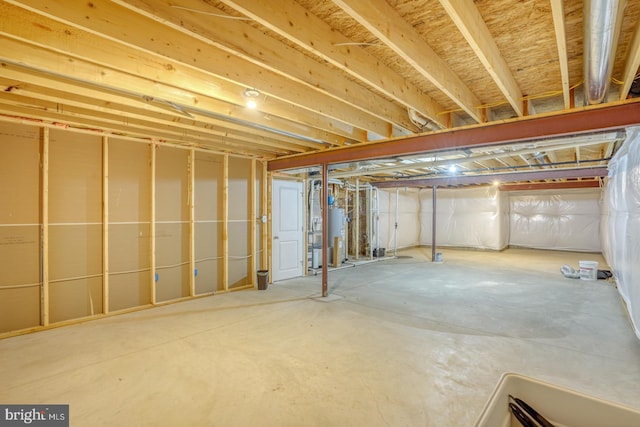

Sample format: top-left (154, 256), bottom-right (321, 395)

top-left (243, 88), bottom-right (260, 109)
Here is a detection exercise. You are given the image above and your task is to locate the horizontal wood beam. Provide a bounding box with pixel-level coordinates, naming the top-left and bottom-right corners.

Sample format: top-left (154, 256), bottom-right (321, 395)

top-left (217, 0), bottom-right (446, 128)
top-left (117, 0), bottom-right (416, 134)
top-left (332, 0), bottom-right (482, 123)
top-left (268, 100), bottom-right (640, 171)
top-left (2, 0), bottom-right (385, 138)
top-left (438, 0), bottom-right (523, 117)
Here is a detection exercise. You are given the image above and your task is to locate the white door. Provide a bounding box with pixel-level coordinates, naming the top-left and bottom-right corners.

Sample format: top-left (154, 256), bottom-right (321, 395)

top-left (272, 179), bottom-right (304, 281)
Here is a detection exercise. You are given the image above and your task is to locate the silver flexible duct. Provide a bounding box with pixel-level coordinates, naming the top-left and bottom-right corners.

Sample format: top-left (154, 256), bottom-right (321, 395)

top-left (583, 0), bottom-right (626, 104)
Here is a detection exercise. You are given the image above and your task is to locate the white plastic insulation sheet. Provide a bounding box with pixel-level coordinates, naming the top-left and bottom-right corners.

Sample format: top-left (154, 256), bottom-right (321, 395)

top-left (602, 127), bottom-right (640, 339)
top-left (377, 188), bottom-right (421, 251)
top-left (377, 188), bottom-right (392, 251)
top-left (418, 187), bottom-right (509, 250)
top-left (509, 189), bottom-right (602, 252)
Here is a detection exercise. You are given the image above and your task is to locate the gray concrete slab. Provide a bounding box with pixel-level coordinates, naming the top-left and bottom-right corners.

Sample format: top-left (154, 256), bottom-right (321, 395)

top-left (1, 248), bottom-right (639, 426)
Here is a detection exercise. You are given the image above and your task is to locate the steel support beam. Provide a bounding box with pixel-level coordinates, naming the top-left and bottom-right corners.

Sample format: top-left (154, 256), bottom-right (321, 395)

top-left (499, 179), bottom-right (601, 191)
top-left (268, 101), bottom-right (640, 172)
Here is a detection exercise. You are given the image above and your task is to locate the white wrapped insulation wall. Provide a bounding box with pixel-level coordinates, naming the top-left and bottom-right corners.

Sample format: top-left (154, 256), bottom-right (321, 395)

top-left (509, 189), bottom-right (602, 252)
top-left (418, 187), bottom-right (509, 250)
top-left (602, 127), bottom-right (640, 339)
top-left (377, 188), bottom-right (421, 252)
top-left (377, 189), bottom-right (391, 252)
top-left (377, 186), bottom-right (600, 253)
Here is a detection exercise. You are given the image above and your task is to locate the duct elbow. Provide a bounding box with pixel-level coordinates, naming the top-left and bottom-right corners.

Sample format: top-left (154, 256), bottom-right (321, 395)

top-left (408, 109), bottom-right (441, 131)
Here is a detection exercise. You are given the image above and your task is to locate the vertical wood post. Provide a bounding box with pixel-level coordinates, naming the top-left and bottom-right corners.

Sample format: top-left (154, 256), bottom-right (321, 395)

top-left (222, 155), bottom-right (229, 291)
top-left (150, 143), bottom-right (156, 304)
top-left (250, 159), bottom-right (257, 286)
top-left (40, 127), bottom-right (49, 326)
top-left (321, 163), bottom-right (328, 297)
top-left (261, 161), bottom-right (268, 271)
top-left (102, 135), bottom-right (109, 313)
top-left (188, 149), bottom-right (196, 296)
top-left (569, 87), bottom-right (576, 109)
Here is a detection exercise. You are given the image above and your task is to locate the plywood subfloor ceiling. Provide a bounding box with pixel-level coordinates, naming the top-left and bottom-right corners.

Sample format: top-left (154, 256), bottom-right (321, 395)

top-left (1, 0), bottom-right (640, 186)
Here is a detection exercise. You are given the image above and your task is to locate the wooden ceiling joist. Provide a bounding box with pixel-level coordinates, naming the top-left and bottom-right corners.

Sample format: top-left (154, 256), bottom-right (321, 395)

top-left (2, 0), bottom-right (385, 139)
top-left (550, 0), bottom-right (572, 109)
top-left (217, 0), bottom-right (447, 128)
top-left (331, 0), bottom-right (483, 123)
top-left (0, 73), bottom-right (325, 154)
top-left (1, 0), bottom-right (639, 186)
top-left (115, 0), bottom-right (417, 134)
top-left (438, 0), bottom-right (524, 117)
top-left (0, 95), bottom-right (279, 156)
top-left (619, 14), bottom-right (640, 100)
top-left (0, 37), bottom-right (360, 146)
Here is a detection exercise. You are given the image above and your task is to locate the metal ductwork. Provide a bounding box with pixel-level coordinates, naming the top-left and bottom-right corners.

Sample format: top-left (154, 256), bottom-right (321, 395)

top-left (583, 0), bottom-right (626, 105)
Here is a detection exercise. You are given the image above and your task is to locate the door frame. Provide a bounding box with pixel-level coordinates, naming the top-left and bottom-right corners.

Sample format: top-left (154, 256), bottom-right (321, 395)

top-left (270, 177), bottom-right (305, 282)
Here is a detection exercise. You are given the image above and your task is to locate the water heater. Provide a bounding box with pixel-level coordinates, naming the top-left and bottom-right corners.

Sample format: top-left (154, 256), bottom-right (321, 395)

top-left (328, 207), bottom-right (345, 263)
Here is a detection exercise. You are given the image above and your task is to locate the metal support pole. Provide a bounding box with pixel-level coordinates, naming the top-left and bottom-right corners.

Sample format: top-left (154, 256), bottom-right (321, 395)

top-left (394, 188), bottom-right (399, 255)
top-left (432, 185), bottom-right (437, 262)
top-left (355, 177), bottom-right (360, 260)
top-left (322, 163), bottom-right (328, 297)
top-left (344, 186), bottom-right (349, 259)
top-left (368, 186), bottom-right (372, 260)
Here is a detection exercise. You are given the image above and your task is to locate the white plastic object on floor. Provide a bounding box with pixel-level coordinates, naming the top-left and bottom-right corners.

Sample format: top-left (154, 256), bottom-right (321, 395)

top-left (579, 260), bottom-right (599, 281)
top-left (474, 373), bottom-right (640, 427)
top-left (560, 264), bottom-right (580, 279)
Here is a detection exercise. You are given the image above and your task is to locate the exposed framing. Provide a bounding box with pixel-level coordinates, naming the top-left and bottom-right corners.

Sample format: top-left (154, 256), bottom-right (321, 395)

top-left (222, 154), bottom-right (229, 291)
top-left (150, 143), bottom-right (157, 304)
top-left (102, 135), bottom-right (109, 314)
top-left (250, 159), bottom-right (257, 286)
top-left (0, 116), bottom-right (262, 337)
top-left (40, 126), bottom-right (49, 326)
top-left (261, 161), bottom-right (268, 272)
top-left (189, 149), bottom-right (196, 296)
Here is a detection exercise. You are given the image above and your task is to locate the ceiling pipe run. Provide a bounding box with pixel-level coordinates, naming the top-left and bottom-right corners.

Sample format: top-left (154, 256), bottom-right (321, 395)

top-left (372, 166), bottom-right (608, 188)
top-left (584, 0), bottom-right (626, 105)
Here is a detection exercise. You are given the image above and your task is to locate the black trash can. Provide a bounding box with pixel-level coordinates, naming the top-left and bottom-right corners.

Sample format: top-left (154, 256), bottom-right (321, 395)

top-left (257, 270), bottom-right (269, 290)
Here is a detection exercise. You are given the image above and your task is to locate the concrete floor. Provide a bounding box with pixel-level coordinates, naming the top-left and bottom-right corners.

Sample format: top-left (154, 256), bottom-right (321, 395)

top-left (1, 248), bottom-right (639, 426)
